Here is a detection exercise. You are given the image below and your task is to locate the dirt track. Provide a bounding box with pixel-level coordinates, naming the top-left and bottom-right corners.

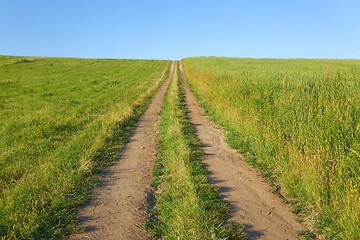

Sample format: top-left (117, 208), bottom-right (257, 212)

top-left (70, 62), bottom-right (174, 240)
top-left (179, 63), bottom-right (306, 240)
top-left (70, 62), bottom-right (307, 240)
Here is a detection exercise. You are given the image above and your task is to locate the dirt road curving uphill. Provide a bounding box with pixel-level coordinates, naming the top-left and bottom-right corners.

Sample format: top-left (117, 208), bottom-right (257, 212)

top-left (70, 62), bottom-right (174, 240)
top-left (179, 62), bottom-right (307, 240)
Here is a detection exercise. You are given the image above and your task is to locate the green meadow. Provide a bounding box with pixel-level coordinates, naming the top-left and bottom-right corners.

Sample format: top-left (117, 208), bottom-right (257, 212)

top-left (182, 57), bottom-right (360, 239)
top-left (0, 56), bottom-right (169, 239)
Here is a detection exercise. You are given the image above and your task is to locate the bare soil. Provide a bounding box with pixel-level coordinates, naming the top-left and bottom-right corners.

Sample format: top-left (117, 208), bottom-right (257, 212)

top-left (179, 63), bottom-right (307, 240)
top-left (69, 62), bottom-right (174, 240)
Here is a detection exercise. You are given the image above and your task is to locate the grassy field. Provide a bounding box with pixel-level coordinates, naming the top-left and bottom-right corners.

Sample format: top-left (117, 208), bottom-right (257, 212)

top-left (182, 57), bottom-right (360, 239)
top-left (148, 63), bottom-right (244, 239)
top-left (0, 56), bottom-right (169, 239)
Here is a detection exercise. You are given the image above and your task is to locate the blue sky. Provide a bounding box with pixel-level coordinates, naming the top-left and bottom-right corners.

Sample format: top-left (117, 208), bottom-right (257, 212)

top-left (1, 0), bottom-right (359, 60)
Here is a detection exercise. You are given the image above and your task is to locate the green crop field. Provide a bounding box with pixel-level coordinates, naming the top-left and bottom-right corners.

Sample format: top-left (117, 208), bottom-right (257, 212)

top-left (0, 56), bottom-right (169, 239)
top-left (182, 57), bottom-right (360, 239)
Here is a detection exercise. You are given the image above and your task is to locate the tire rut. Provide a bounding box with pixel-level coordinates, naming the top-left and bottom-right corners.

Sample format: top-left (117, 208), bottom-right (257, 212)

top-left (69, 62), bottom-right (174, 240)
top-left (179, 62), bottom-right (307, 240)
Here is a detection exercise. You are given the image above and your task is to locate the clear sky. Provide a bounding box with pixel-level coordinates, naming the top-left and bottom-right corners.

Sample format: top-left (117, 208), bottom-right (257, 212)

top-left (1, 0), bottom-right (359, 60)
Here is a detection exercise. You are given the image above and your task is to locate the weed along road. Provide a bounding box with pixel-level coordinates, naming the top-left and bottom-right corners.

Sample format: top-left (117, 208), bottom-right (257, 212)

top-left (179, 62), bottom-right (307, 240)
top-left (70, 62), bottom-right (175, 240)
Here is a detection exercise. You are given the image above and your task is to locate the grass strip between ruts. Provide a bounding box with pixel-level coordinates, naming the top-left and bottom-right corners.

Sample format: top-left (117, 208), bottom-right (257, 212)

top-left (147, 62), bottom-right (245, 239)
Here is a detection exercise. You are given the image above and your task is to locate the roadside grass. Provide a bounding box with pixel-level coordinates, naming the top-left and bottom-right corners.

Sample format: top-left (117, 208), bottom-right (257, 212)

top-left (147, 63), bottom-right (245, 239)
top-left (182, 57), bottom-right (360, 240)
top-left (0, 56), bottom-right (170, 239)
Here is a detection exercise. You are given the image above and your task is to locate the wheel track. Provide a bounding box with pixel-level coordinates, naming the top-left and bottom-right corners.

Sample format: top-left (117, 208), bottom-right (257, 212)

top-left (69, 62), bottom-right (174, 240)
top-left (179, 62), bottom-right (307, 240)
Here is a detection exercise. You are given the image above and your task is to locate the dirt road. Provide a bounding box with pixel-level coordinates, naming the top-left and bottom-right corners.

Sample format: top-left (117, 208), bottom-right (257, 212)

top-left (70, 61), bottom-right (307, 240)
top-left (70, 62), bottom-right (174, 240)
top-left (179, 62), bottom-right (307, 240)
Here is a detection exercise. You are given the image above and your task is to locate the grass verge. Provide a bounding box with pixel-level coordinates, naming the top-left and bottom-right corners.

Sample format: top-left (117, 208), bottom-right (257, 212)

top-left (147, 62), bottom-right (245, 239)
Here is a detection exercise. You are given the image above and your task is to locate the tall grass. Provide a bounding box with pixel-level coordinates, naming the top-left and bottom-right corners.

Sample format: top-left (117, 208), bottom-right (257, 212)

top-left (0, 56), bottom-right (169, 239)
top-left (182, 57), bottom-right (360, 239)
top-left (148, 63), bottom-right (244, 239)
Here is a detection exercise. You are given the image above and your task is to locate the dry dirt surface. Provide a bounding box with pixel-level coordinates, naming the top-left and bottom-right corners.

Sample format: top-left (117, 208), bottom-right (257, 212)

top-left (179, 63), bottom-right (307, 240)
top-left (69, 62), bottom-right (174, 240)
